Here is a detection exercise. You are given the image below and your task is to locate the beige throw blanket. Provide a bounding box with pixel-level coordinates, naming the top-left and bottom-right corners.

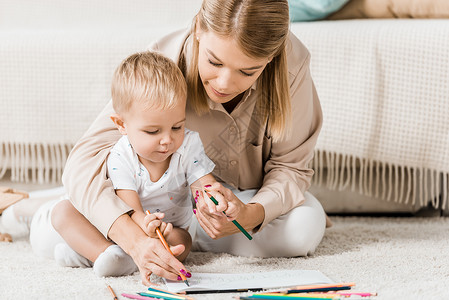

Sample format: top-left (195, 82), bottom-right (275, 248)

top-left (293, 19), bottom-right (449, 209)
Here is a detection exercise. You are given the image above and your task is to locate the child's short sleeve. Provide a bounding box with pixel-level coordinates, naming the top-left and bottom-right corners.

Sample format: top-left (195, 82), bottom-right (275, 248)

top-left (182, 130), bottom-right (216, 185)
top-left (106, 137), bottom-right (138, 192)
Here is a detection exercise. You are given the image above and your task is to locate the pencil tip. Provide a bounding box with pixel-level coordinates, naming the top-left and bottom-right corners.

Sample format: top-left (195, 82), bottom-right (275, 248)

top-left (184, 280), bottom-right (190, 286)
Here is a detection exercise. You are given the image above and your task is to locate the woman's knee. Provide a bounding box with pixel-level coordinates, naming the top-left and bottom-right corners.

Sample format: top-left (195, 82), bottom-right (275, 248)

top-left (278, 197), bottom-right (326, 256)
top-left (284, 226), bottom-right (324, 257)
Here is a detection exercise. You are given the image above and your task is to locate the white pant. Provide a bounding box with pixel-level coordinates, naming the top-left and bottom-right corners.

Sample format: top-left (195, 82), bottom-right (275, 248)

top-left (29, 199), bottom-right (65, 259)
top-left (189, 189), bottom-right (326, 258)
top-left (30, 188), bottom-right (326, 259)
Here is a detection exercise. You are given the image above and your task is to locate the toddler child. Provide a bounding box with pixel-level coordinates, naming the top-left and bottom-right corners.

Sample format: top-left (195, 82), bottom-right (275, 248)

top-left (105, 50), bottom-right (217, 263)
top-left (24, 51), bottom-right (218, 278)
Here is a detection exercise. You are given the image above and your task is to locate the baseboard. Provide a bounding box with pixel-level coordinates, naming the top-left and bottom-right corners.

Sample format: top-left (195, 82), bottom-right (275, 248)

top-left (311, 184), bottom-right (425, 214)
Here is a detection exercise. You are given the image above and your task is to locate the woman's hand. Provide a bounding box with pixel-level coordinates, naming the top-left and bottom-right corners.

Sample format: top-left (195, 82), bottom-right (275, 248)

top-left (132, 236), bottom-right (186, 286)
top-left (194, 183), bottom-right (248, 239)
top-left (143, 211), bottom-right (173, 239)
top-left (108, 214), bottom-right (186, 286)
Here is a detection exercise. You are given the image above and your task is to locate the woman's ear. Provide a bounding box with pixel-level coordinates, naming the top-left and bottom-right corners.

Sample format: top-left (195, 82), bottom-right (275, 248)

top-left (110, 113), bottom-right (127, 135)
top-left (195, 16), bottom-right (202, 42)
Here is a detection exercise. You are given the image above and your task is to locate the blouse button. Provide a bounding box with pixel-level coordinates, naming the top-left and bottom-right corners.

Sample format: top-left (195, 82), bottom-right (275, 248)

top-left (229, 126), bottom-right (236, 134)
top-left (230, 160), bottom-right (238, 166)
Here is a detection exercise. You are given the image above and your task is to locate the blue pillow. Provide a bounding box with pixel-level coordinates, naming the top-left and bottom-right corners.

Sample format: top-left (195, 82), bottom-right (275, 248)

top-left (288, 0), bottom-right (350, 22)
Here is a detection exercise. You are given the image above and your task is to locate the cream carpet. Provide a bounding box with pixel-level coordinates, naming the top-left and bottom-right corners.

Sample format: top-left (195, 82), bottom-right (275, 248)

top-left (1, 216), bottom-right (448, 300)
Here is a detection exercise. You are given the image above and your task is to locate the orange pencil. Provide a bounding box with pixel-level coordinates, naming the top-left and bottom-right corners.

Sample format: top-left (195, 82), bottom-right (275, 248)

top-left (107, 284), bottom-right (118, 300)
top-left (291, 283), bottom-right (356, 290)
top-left (145, 210), bottom-right (190, 286)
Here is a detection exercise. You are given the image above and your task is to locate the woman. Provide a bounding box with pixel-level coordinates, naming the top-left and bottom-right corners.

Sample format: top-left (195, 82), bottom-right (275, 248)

top-left (32, 0), bottom-right (326, 286)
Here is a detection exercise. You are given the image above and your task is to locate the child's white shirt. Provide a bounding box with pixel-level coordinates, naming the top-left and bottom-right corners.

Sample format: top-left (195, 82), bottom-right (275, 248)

top-left (107, 129), bottom-right (215, 229)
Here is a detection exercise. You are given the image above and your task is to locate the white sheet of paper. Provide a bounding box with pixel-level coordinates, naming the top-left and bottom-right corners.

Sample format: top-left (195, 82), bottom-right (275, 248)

top-left (163, 269), bottom-right (333, 293)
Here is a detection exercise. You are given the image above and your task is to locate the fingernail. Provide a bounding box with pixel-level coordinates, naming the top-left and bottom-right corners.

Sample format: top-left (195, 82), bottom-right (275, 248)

top-left (177, 275), bottom-right (182, 281)
top-left (194, 196), bottom-right (198, 202)
top-left (193, 209), bottom-right (196, 214)
top-left (186, 272), bottom-right (192, 278)
top-left (204, 184), bottom-right (211, 188)
top-left (195, 190), bottom-right (199, 196)
top-left (179, 269), bottom-right (187, 275)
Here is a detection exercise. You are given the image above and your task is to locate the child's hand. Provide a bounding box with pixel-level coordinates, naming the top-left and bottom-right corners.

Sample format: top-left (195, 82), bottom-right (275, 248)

top-left (143, 212), bottom-right (173, 238)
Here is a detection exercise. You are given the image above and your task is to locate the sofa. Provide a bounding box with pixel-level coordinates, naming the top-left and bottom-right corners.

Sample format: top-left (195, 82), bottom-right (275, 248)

top-left (1, 0), bottom-right (448, 214)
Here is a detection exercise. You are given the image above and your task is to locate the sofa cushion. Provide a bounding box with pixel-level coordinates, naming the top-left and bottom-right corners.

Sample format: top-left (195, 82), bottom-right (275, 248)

top-left (0, 0), bottom-right (202, 29)
top-left (327, 0), bottom-right (449, 19)
top-left (289, 0), bottom-right (350, 21)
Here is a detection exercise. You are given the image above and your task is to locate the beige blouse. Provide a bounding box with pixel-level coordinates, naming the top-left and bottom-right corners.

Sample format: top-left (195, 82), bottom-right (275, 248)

top-left (62, 29), bottom-right (322, 237)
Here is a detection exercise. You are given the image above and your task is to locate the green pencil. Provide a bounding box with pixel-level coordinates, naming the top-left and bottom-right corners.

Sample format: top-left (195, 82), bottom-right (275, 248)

top-left (138, 291), bottom-right (187, 300)
top-left (204, 191), bottom-right (253, 240)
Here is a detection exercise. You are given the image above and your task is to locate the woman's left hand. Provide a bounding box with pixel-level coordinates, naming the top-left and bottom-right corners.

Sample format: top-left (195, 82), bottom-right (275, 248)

top-left (194, 183), bottom-right (247, 239)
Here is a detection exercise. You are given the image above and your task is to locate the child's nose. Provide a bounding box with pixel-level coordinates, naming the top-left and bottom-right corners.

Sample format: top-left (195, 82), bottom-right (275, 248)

top-left (160, 133), bottom-right (173, 145)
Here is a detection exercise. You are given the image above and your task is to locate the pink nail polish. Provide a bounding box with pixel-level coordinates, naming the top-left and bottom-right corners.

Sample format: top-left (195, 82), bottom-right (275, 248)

top-left (186, 272), bottom-right (192, 278)
top-left (179, 269), bottom-right (187, 275)
top-left (195, 190), bottom-right (199, 196)
top-left (177, 275), bottom-right (182, 281)
top-left (204, 184), bottom-right (211, 188)
top-left (193, 209), bottom-right (196, 214)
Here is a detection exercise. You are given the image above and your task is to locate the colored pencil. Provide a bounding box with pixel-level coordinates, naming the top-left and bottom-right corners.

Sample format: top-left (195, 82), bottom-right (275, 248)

top-left (289, 283), bottom-right (356, 290)
top-left (249, 293), bottom-right (340, 298)
top-left (334, 292), bottom-right (377, 297)
top-left (238, 295), bottom-right (340, 300)
top-left (138, 291), bottom-right (188, 300)
top-left (145, 210), bottom-right (189, 287)
top-left (204, 190), bottom-right (253, 240)
top-left (286, 287), bottom-right (351, 293)
top-left (122, 293), bottom-right (159, 300)
top-left (286, 283), bottom-right (355, 293)
top-left (148, 287), bottom-right (195, 300)
top-left (107, 284), bottom-right (118, 300)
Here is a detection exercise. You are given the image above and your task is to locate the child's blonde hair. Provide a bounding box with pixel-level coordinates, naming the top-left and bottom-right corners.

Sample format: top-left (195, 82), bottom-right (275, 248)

top-left (183, 0), bottom-right (291, 142)
top-left (111, 51), bottom-right (187, 114)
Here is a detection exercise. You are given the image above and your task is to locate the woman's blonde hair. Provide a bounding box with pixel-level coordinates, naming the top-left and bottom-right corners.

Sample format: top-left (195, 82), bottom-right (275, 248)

top-left (183, 0), bottom-right (291, 141)
top-left (112, 51), bottom-right (187, 114)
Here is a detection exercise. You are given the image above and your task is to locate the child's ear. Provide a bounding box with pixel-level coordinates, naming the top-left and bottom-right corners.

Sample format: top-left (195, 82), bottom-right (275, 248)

top-left (110, 113), bottom-right (127, 135)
